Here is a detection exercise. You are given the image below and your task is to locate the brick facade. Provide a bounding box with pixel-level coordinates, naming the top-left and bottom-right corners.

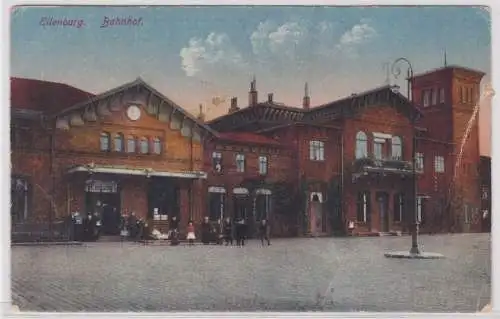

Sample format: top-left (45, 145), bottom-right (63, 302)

top-left (10, 64), bottom-right (487, 238)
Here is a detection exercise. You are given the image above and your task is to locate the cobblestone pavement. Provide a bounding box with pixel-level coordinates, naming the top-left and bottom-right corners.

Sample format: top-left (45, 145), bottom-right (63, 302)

top-left (11, 233), bottom-right (490, 312)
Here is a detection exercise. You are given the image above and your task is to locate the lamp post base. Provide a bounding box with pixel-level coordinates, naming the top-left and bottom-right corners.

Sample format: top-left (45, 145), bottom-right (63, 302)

top-left (384, 251), bottom-right (444, 259)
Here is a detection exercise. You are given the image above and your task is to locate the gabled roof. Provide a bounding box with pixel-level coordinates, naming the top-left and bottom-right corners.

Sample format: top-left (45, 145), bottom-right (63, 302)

top-left (52, 77), bottom-right (218, 136)
top-left (304, 84), bottom-right (423, 122)
top-left (215, 132), bottom-right (282, 146)
top-left (207, 101), bottom-right (306, 132)
top-left (11, 77), bottom-right (95, 113)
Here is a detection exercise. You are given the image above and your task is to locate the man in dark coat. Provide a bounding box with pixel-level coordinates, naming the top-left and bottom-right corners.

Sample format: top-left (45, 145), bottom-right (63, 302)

top-left (223, 217), bottom-right (233, 246)
top-left (235, 218), bottom-right (246, 247)
top-left (169, 216), bottom-right (180, 245)
top-left (127, 212), bottom-right (138, 240)
top-left (200, 216), bottom-right (211, 245)
top-left (259, 219), bottom-right (271, 246)
top-left (83, 213), bottom-right (95, 241)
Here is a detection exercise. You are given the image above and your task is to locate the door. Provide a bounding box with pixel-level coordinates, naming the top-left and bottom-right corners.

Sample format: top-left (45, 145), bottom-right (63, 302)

top-left (148, 177), bottom-right (180, 219)
top-left (233, 195), bottom-right (248, 220)
top-left (377, 192), bottom-right (389, 232)
top-left (208, 192), bottom-right (225, 221)
top-left (310, 193), bottom-right (323, 236)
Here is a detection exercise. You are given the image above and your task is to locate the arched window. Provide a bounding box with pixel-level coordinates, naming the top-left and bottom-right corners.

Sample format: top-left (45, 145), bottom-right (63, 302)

top-left (127, 136), bottom-right (136, 153)
top-left (140, 137), bottom-right (149, 154)
top-left (391, 136), bottom-right (402, 160)
top-left (355, 131), bottom-right (368, 159)
top-left (114, 133), bottom-right (124, 152)
top-left (100, 132), bottom-right (110, 151)
top-left (153, 137), bottom-right (162, 154)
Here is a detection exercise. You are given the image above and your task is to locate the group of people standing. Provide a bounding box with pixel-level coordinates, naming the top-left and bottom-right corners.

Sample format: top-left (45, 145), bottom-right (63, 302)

top-left (69, 211), bottom-right (102, 241)
top-left (195, 216), bottom-right (271, 246)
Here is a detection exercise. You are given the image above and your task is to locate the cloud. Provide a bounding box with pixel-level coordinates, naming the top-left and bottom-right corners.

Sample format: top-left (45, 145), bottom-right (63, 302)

top-left (337, 20), bottom-right (377, 48)
top-left (180, 32), bottom-right (245, 77)
top-left (250, 20), bottom-right (311, 60)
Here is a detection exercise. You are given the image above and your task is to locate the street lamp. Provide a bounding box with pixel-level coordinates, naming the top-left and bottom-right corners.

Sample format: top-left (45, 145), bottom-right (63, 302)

top-left (391, 57), bottom-right (420, 255)
top-left (384, 58), bottom-right (444, 259)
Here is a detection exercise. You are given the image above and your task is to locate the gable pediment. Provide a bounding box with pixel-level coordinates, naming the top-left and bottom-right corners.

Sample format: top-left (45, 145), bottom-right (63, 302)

top-left (51, 78), bottom-right (217, 139)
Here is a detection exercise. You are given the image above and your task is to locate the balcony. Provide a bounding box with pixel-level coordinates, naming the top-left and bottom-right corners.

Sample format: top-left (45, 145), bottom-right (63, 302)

top-left (352, 157), bottom-right (414, 176)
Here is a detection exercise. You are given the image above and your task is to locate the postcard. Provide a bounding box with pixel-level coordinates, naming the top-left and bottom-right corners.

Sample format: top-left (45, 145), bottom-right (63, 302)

top-left (9, 5), bottom-right (492, 314)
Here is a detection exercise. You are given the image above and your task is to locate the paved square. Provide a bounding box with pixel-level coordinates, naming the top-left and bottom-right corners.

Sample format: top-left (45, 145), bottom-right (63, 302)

top-left (12, 234), bottom-right (490, 312)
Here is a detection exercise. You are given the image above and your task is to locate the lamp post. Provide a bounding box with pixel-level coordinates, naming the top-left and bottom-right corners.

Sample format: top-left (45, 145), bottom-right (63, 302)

top-left (391, 57), bottom-right (420, 255)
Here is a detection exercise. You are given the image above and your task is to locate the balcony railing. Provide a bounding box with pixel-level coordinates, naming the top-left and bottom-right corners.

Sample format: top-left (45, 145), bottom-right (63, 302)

top-left (352, 157), bottom-right (414, 174)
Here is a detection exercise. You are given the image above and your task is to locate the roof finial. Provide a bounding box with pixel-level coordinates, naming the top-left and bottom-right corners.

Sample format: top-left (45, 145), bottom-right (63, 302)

top-left (444, 49), bottom-right (448, 67)
top-left (251, 75), bottom-right (256, 91)
top-left (305, 82), bottom-right (309, 97)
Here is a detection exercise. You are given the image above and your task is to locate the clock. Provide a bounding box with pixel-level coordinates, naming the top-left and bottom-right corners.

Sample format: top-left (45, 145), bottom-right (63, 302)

top-left (126, 105), bottom-right (141, 121)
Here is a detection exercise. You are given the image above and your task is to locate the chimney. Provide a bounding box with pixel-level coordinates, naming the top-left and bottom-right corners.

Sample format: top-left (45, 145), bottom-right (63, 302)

top-left (268, 93), bottom-right (274, 103)
top-left (249, 76), bottom-right (258, 106)
top-left (197, 103), bottom-right (205, 122)
top-left (228, 97), bottom-right (240, 114)
top-left (302, 82), bottom-right (310, 109)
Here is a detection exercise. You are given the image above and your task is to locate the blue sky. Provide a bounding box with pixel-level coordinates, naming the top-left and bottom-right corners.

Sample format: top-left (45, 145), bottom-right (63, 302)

top-left (10, 6), bottom-right (491, 152)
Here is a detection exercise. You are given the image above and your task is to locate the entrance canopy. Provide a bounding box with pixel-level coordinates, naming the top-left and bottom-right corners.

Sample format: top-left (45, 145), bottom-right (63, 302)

top-left (67, 164), bottom-right (207, 179)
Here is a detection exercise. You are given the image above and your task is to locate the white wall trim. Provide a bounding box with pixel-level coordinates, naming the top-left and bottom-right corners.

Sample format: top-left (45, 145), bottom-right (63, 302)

top-left (255, 188), bottom-right (272, 195)
top-left (208, 186), bottom-right (226, 194)
top-left (373, 132), bottom-right (392, 140)
top-left (233, 187), bottom-right (249, 195)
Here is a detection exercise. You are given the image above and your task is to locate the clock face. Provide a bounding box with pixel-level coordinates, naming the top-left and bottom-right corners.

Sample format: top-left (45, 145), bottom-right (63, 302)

top-left (127, 105), bottom-right (141, 121)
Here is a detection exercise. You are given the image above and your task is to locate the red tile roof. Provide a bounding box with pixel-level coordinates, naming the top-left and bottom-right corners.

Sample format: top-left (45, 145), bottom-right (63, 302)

top-left (217, 132), bottom-right (282, 146)
top-left (10, 77), bottom-right (95, 113)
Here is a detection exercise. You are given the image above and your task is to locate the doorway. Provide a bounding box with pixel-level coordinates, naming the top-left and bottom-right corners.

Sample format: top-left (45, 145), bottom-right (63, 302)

top-left (377, 192), bottom-right (389, 232)
top-left (148, 177), bottom-right (180, 219)
top-left (233, 195), bottom-right (249, 220)
top-left (84, 180), bottom-right (121, 235)
top-left (309, 192), bottom-right (323, 236)
top-left (208, 188), bottom-right (225, 222)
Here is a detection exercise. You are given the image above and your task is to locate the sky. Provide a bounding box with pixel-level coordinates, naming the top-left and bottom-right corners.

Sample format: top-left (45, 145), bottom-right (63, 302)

top-left (10, 6), bottom-right (492, 155)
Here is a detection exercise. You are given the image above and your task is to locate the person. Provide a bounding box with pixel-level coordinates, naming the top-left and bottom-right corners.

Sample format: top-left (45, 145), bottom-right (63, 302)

top-left (127, 212), bottom-right (138, 240)
top-left (259, 219), bottom-right (271, 246)
top-left (73, 210), bottom-right (84, 241)
top-left (186, 221), bottom-right (196, 246)
top-left (223, 217), bottom-right (233, 246)
top-left (169, 216), bottom-right (180, 246)
top-left (200, 216), bottom-right (211, 245)
top-left (84, 212), bottom-right (94, 241)
top-left (235, 218), bottom-right (246, 247)
top-left (93, 212), bottom-right (101, 240)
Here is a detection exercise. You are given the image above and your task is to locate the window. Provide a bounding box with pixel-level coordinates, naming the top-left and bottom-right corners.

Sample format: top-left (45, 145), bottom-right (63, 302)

top-left (309, 140), bottom-right (325, 161)
top-left (100, 132), bottom-right (110, 151)
top-left (212, 152), bottom-right (222, 172)
top-left (259, 156), bottom-right (268, 175)
top-left (393, 193), bottom-right (404, 222)
top-left (422, 90), bottom-right (430, 107)
top-left (415, 153), bottom-right (424, 173)
top-left (140, 137), bottom-right (149, 154)
top-left (127, 136), bottom-right (136, 153)
top-left (355, 131), bottom-right (368, 159)
top-left (464, 204), bottom-right (471, 224)
top-left (470, 87), bottom-right (475, 103)
top-left (434, 156), bottom-right (445, 173)
top-left (439, 88), bottom-right (445, 103)
top-left (356, 191), bottom-right (371, 223)
top-left (235, 153), bottom-right (245, 172)
top-left (431, 89), bottom-right (437, 105)
top-left (391, 136), bottom-right (402, 160)
top-left (373, 138), bottom-right (384, 160)
top-left (114, 133), bottom-right (124, 152)
top-left (153, 137), bottom-right (162, 154)
top-left (460, 87), bottom-right (464, 103)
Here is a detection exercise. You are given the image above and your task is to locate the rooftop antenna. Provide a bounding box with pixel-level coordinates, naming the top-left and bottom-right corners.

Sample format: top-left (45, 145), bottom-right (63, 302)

top-left (444, 49), bottom-right (448, 67)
